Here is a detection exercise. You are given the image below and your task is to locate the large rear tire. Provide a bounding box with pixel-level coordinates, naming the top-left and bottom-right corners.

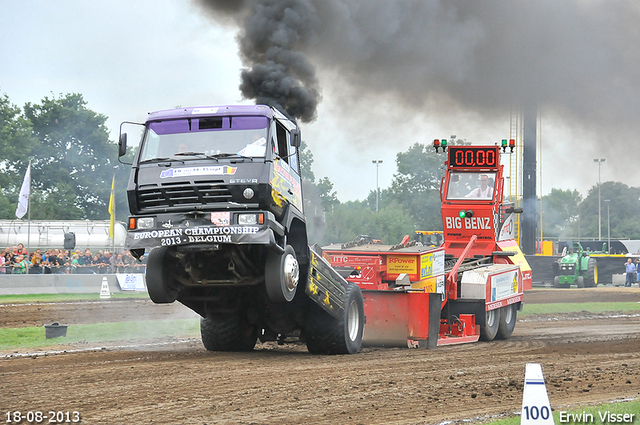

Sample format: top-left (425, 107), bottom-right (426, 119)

top-left (479, 308), bottom-right (499, 341)
top-left (496, 304), bottom-right (517, 340)
top-left (265, 245), bottom-right (299, 303)
top-left (200, 311), bottom-right (257, 352)
top-left (145, 247), bottom-right (179, 303)
top-left (304, 282), bottom-right (364, 354)
top-left (585, 258), bottom-right (598, 287)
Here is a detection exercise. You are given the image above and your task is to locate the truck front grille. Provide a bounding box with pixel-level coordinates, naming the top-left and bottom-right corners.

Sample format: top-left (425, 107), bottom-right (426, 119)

top-left (138, 180), bottom-right (233, 210)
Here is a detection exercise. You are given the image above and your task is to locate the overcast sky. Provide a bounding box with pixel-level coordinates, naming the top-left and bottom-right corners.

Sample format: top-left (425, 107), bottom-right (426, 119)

top-left (1, 0), bottom-right (637, 204)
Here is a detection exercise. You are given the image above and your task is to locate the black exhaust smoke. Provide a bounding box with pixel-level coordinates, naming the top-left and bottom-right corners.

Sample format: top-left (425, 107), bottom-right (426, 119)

top-left (196, 0), bottom-right (321, 122)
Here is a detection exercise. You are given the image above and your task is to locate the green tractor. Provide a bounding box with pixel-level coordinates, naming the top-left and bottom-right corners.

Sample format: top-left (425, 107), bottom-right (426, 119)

top-left (553, 242), bottom-right (600, 288)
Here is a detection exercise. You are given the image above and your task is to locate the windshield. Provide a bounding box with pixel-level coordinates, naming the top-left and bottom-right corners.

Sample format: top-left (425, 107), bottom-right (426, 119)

top-left (446, 172), bottom-right (497, 200)
top-left (139, 116), bottom-right (269, 162)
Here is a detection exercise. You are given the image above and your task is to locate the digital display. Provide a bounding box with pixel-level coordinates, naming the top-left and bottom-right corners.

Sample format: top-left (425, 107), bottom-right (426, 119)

top-left (448, 146), bottom-right (499, 169)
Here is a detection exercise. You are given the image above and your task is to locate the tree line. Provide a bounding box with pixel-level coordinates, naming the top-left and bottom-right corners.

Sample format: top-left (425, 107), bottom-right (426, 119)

top-left (2, 91), bottom-right (639, 245)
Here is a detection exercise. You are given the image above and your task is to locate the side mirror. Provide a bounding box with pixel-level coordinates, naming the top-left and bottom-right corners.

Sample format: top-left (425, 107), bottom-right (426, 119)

top-left (505, 206), bottom-right (524, 214)
top-left (118, 133), bottom-right (128, 157)
top-left (291, 129), bottom-right (301, 148)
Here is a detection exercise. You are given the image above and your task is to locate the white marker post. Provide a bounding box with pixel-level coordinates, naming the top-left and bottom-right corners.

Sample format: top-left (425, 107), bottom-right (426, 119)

top-left (100, 276), bottom-right (111, 299)
top-left (521, 363), bottom-right (554, 425)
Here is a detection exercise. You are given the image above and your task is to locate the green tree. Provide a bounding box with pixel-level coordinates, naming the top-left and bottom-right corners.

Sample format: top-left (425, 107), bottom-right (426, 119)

top-left (299, 140), bottom-right (342, 243)
top-left (298, 140), bottom-right (315, 182)
top-left (0, 93), bottom-right (37, 217)
top-left (387, 143), bottom-right (446, 231)
top-left (571, 181), bottom-right (640, 240)
top-left (316, 177), bottom-right (339, 213)
top-left (323, 201), bottom-right (415, 246)
top-left (541, 188), bottom-right (582, 237)
top-left (0, 92), bottom-right (129, 221)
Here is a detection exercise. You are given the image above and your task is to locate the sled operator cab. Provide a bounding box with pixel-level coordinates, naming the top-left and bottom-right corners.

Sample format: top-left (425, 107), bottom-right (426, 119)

top-left (435, 138), bottom-right (532, 289)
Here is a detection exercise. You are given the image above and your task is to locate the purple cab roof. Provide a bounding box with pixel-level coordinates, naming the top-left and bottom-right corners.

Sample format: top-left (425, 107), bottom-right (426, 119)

top-left (146, 105), bottom-right (275, 123)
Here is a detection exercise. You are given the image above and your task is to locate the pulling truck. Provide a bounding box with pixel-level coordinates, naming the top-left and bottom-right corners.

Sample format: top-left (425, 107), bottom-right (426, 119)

top-left (323, 141), bottom-right (532, 347)
top-left (118, 105), bottom-right (364, 354)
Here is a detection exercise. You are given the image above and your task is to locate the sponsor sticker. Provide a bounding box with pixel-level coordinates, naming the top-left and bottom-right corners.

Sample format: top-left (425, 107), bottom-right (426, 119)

top-left (160, 166), bottom-right (237, 179)
top-left (211, 212), bottom-right (230, 226)
top-left (387, 255), bottom-right (418, 275)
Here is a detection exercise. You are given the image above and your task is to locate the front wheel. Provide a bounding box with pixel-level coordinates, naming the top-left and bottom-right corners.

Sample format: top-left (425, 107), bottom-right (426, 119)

top-left (145, 247), bottom-right (179, 303)
top-left (496, 304), bottom-right (517, 340)
top-left (304, 282), bottom-right (365, 354)
top-left (576, 276), bottom-right (585, 288)
top-left (479, 308), bottom-right (499, 341)
top-left (265, 245), bottom-right (299, 303)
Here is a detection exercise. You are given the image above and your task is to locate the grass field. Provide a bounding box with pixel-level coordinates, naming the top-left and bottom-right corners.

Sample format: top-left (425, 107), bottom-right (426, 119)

top-left (482, 399), bottom-right (639, 425)
top-left (0, 292), bottom-right (148, 304)
top-left (521, 302), bottom-right (640, 315)
top-left (1, 294), bottom-right (639, 351)
top-left (0, 319), bottom-right (200, 351)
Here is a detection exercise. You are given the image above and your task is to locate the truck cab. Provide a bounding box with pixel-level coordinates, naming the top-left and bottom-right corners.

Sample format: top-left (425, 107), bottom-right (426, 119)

top-left (118, 105), bottom-right (365, 353)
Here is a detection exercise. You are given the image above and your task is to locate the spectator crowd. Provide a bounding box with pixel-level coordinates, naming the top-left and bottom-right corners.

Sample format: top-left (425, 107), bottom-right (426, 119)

top-left (0, 243), bottom-right (145, 274)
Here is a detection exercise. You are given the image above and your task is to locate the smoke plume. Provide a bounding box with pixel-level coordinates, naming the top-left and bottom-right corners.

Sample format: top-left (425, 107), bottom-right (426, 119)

top-left (196, 0), bottom-right (640, 139)
top-left (196, 0), bottom-right (321, 122)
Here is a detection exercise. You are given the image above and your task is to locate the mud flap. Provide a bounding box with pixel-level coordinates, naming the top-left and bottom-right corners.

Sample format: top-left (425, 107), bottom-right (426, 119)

top-left (424, 292), bottom-right (441, 349)
top-left (305, 245), bottom-right (347, 319)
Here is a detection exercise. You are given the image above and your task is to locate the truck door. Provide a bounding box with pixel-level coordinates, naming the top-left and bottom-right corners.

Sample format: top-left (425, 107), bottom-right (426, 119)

top-left (270, 120), bottom-right (303, 212)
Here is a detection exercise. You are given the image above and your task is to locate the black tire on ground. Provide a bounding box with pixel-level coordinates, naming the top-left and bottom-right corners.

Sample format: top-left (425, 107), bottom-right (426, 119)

top-left (553, 276), bottom-right (560, 288)
top-left (145, 247), bottom-right (179, 303)
top-left (479, 308), bottom-right (499, 341)
top-left (585, 258), bottom-right (598, 287)
top-left (496, 304), bottom-right (518, 340)
top-left (265, 245), bottom-right (299, 303)
top-left (200, 311), bottom-right (257, 352)
top-left (304, 282), bottom-right (365, 355)
top-left (576, 276), bottom-right (585, 288)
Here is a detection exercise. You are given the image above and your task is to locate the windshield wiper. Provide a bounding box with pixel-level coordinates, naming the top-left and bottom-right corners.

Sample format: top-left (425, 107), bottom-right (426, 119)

top-left (140, 157), bottom-right (172, 163)
top-left (173, 151), bottom-right (207, 157)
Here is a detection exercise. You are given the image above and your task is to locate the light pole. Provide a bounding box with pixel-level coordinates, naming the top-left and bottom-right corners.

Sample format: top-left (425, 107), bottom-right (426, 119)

top-left (604, 199), bottom-right (610, 254)
top-left (372, 160), bottom-right (383, 212)
top-left (593, 158), bottom-right (605, 240)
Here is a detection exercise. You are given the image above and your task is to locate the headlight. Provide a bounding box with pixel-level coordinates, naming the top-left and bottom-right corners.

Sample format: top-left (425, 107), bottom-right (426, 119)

top-left (136, 217), bottom-right (155, 229)
top-left (238, 213), bottom-right (264, 225)
top-left (238, 213), bottom-right (258, 225)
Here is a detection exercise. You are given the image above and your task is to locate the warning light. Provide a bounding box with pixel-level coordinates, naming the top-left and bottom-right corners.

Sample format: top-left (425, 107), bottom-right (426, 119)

top-left (434, 139), bottom-right (441, 152)
top-left (501, 139), bottom-right (508, 152)
top-left (459, 210), bottom-right (474, 218)
top-left (509, 139), bottom-right (515, 152)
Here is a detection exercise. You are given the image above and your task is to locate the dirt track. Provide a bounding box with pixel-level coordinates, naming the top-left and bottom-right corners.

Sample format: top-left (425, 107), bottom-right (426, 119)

top-left (1, 288), bottom-right (640, 425)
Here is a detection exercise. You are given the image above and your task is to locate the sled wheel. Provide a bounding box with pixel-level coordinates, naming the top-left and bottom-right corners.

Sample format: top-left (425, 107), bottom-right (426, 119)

top-left (496, 304), bottom-right (517, 340)
top-left (145, 247), bottom-right (179, 303)
top-left (480, 307), bottom-right (499, 341)
top-left (265, 245), bottom-right (299, 303)
top-left (304, 282), bottom-right (364, 355)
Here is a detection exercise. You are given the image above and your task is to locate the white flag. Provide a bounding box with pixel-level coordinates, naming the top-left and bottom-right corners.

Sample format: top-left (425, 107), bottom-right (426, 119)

top-left (15, 163), bottom-right (31, 219)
